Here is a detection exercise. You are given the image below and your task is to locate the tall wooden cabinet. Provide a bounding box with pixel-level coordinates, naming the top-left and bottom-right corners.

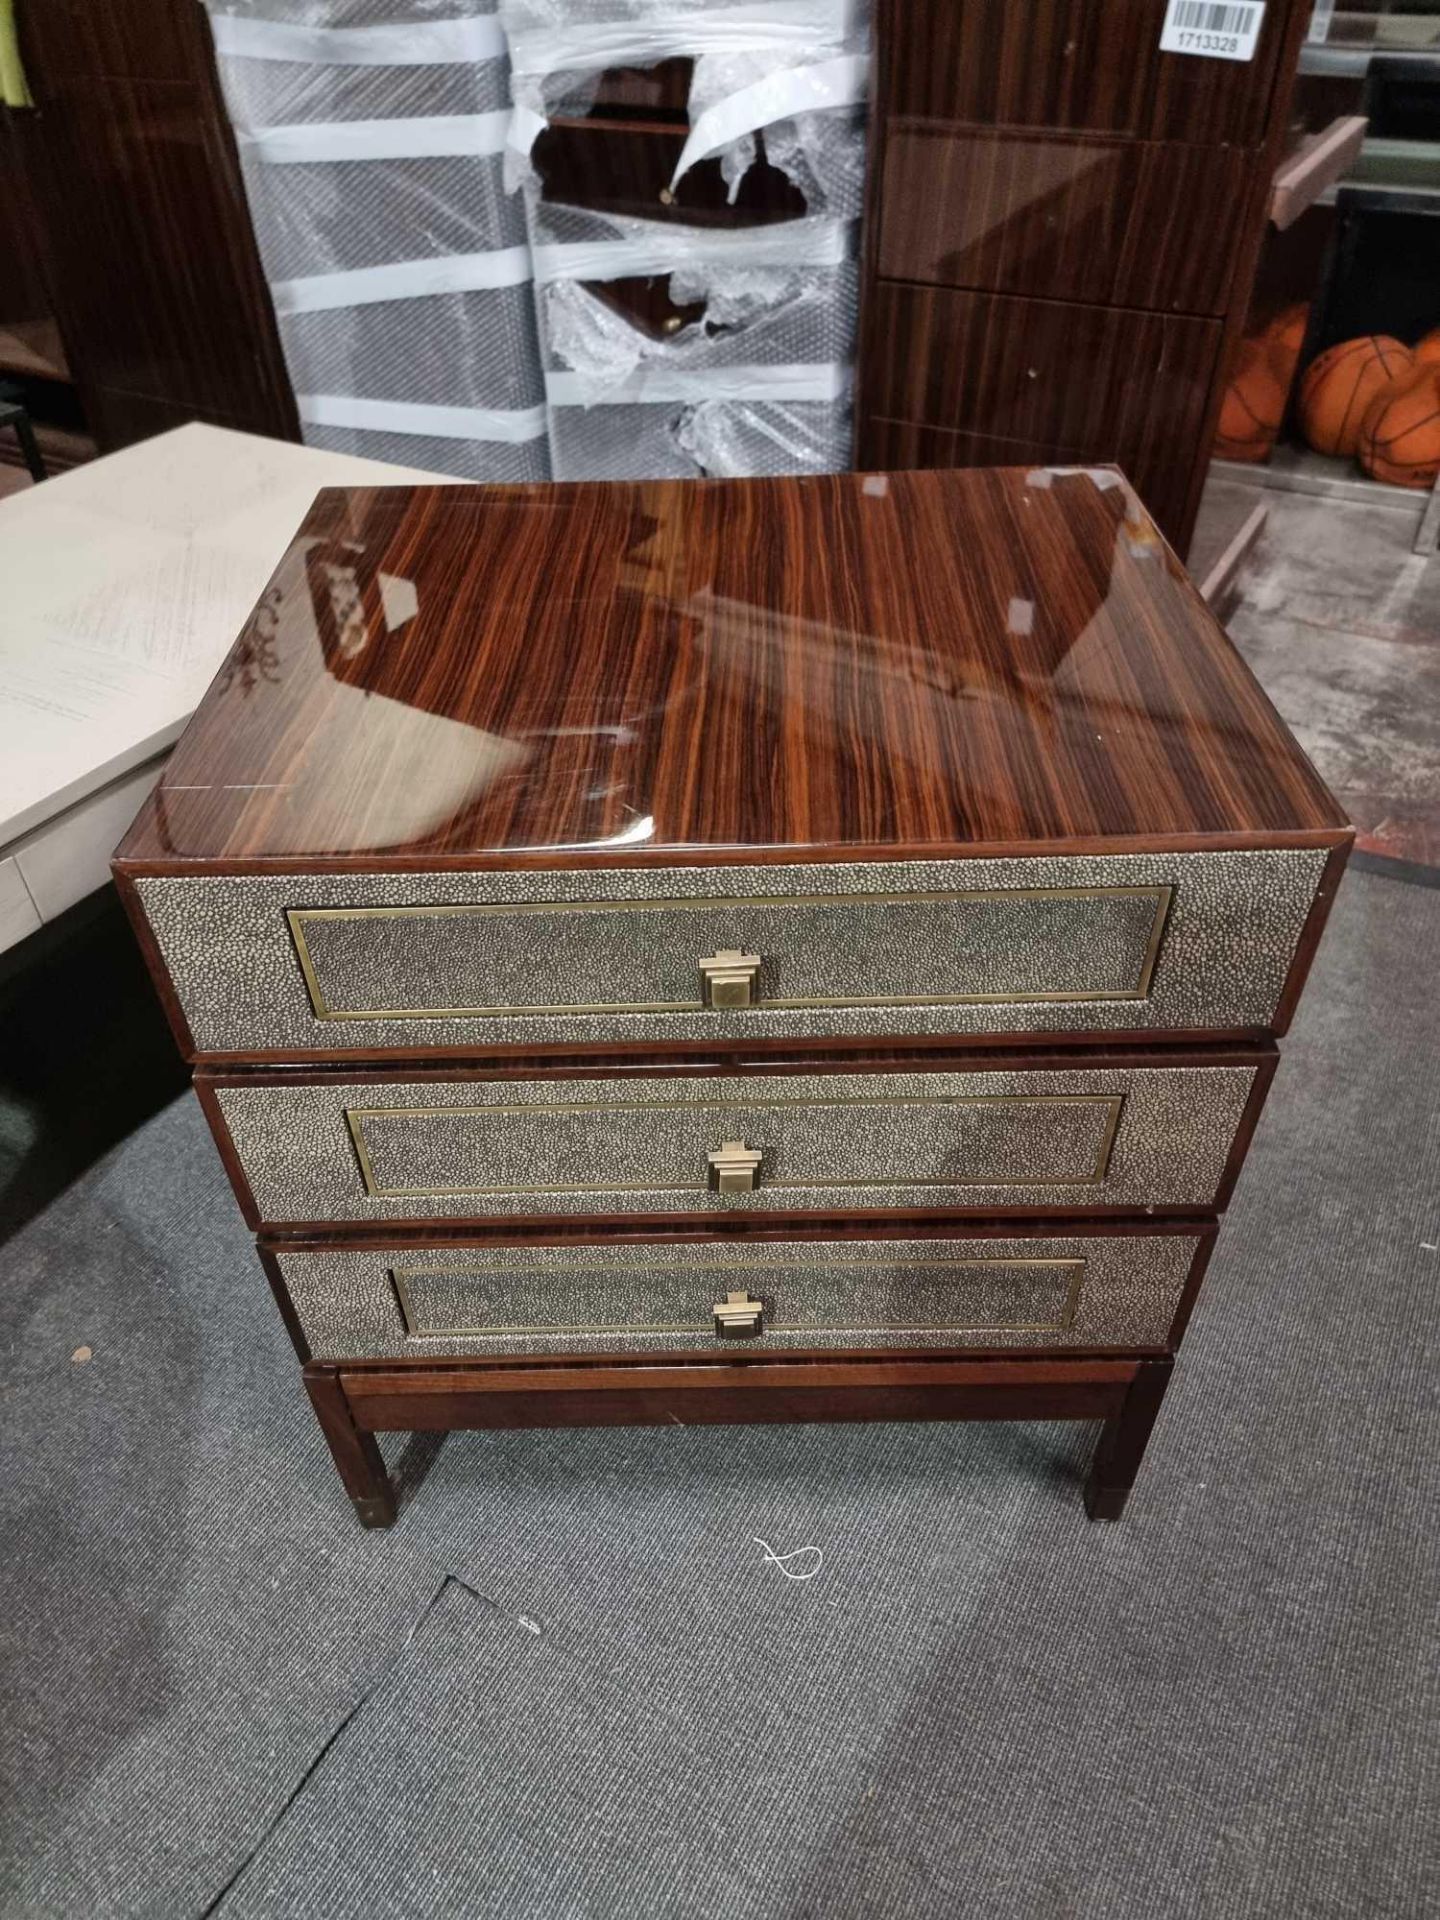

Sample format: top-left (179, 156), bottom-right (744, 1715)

top-left (3, 0), bottom-right (296, 452)
top-left (857, 0), bottom-right (1315, 554)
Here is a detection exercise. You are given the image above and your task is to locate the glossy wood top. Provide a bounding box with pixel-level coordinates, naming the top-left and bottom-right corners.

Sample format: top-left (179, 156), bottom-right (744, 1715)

top-left (115, 468), bottom-right (1348, 871)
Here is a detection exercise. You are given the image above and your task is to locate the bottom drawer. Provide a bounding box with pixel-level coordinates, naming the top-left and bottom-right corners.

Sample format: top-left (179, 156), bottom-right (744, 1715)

top-left (267, 1227), bottom-right (1212, 1361)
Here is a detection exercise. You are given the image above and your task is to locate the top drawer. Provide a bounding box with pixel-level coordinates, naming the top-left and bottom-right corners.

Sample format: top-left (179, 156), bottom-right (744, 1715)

top-left (884, 0), bottom-right (1295, 148)
top-left (125, 850), bottom-right (1332, 1059)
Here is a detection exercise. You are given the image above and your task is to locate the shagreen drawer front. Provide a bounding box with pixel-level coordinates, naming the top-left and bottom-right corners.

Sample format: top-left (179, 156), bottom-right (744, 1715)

top-left (208, 1061), bottom-right (1262, 1226)
top-left (272, 1231), bottom-right (1208, 1360)
top-left (133, 850), bottom-right (1328, 1057)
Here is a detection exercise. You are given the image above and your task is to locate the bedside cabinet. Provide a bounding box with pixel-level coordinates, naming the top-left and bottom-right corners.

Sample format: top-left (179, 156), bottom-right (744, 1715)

top-left (113, 467), bottom-right (1350, 1527)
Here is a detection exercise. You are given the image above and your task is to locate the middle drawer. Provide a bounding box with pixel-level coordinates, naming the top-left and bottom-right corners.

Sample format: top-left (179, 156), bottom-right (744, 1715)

top-left (200, 1051), bottom-right (1272, 1229)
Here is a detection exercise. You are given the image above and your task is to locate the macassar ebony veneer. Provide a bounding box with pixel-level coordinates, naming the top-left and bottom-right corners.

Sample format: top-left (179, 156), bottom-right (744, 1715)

top-left (859, 0), bottom-right (1318, 554)
top-left (114, 467), bottom-right (1350, 1526)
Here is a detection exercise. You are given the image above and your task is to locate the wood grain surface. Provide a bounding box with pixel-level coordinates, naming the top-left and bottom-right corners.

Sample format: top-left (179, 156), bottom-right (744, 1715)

top-left (861, 288), bottom-right (1224, 547)
top-left (879, 124), bottom-right (1252, 317)
top-left (115, 469), bottom-right (1348, 872)
top-left (884, 0), bottom-right (1296, 146)
top-left (12, 0), bottom-right (298, 449)
top-left (859, 418), bottom-right (1207, 559)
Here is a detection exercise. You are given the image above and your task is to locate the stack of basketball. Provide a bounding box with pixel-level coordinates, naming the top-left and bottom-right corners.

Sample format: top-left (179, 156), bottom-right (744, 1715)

top-left (1214, 305), bottom-right (1309, 467)
top-left (1216, 319), bottom-right (1440, 490)
top-left (1300, 331), bottom-right (1440, 488)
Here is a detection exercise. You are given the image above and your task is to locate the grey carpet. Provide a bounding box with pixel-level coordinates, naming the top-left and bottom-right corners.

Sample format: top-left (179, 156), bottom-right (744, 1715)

top-left (1, 869), bottom-right (1436, 1920)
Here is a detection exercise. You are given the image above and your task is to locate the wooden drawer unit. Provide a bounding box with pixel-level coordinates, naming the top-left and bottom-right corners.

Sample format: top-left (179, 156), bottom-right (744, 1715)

top-left (134, 849), bottom-right (1327, 1059)
top-left (860, 0), bottom-right (1315, 557)
top-left (201, 1052), bottom-right (1273, 1228)
top-left (878, 124), bottom-right (1250, 316)
top-left (862, 282), bottom-right (1223, 488)
top-left (266, 1225), bottom-right (1215, 1362)
top-left (115, 470), bottom-right (1350, 1526)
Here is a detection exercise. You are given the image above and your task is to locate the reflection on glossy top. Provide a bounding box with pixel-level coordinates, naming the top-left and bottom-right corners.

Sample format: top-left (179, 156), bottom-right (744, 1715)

top-left (117, 467), bottom-right (1346, 867)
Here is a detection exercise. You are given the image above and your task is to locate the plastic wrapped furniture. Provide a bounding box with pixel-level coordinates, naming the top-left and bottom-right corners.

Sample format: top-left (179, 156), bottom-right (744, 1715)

top-left (500, 0), bottom-right (868, 480)
top-left (206, 0), bottom-right (551, 481)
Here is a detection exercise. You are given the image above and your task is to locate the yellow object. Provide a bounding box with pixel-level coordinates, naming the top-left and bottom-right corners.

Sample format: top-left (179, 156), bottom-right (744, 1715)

top-left (0, 0), bottom-right (34, 109)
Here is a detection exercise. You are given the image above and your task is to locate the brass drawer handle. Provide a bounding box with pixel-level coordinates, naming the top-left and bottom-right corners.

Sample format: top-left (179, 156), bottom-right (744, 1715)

top-left (713, 1290), bottom-right (764, 1338)
top-left (698, 949), bottom-right (762, 1008)
top-left (707, 1140), bottom-right (763, 1194)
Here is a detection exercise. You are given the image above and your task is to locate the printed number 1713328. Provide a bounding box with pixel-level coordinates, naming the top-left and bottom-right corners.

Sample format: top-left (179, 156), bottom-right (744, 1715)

top-left (1158, 0), bottom-right (1266, 62)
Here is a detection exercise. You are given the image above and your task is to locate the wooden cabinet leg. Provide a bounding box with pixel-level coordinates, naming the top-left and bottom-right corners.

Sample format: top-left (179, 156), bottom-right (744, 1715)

top-left (304, 1365), bottom-right (396, 1528)
top-left (1084, 1358), bottom-right (1174, 1521)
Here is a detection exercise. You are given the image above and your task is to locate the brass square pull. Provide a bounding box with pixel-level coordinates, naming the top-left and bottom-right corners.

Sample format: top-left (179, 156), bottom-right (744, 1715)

top-left (707, 1140), bottom-right (763, 1194)
top-left (713, 1290), bottom-right (764, 1338)
top-left (698, 950), bottom-right (762, 1009)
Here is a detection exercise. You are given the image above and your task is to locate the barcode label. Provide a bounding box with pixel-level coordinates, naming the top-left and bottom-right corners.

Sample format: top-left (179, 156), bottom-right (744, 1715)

top-left (1159, 0), bottom-right (1265, 61)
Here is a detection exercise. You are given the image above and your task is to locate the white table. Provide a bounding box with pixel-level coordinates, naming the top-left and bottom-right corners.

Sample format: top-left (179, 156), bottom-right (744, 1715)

top-left (0, 424), bottom-right (452, 956)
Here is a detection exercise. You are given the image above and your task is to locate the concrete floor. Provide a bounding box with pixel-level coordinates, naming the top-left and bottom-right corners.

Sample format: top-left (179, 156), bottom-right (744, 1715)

top-left (1192, 469), bottom-right (1440, 873)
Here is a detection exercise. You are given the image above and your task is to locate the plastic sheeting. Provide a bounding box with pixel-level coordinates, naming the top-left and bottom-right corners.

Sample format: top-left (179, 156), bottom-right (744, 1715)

top-left (501, 0), bottom-right (869, 480)
top-left (206, 0), bottom-right (551, 481)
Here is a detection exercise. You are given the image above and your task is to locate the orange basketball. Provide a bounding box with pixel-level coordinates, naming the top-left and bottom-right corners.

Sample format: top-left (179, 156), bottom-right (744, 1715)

top-left (1266, 304), bottom-right (1309, 373)
top-left (1357, 366), bottom-right (1440, 488)
top-left (1299, 336), bottom-right (1413, 457)
top-left (1214, 342), bottom-right (1286, 461)
top-left (1411, 327), bottom-right (1440, 367)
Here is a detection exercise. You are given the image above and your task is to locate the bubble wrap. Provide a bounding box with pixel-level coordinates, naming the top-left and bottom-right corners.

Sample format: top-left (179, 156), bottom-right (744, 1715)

top-left (499, 0), bottom-right (867, 481)
top-left (549, 396), bottom-right (850, 479)
top-left (205, 0), bottom-right (551, 481)
top-left (503, 0), bottom-right (868, 224)
top-left (303, 421), bottom-right (550, 480)
top-left (541, 256), bottom-right (857, 479)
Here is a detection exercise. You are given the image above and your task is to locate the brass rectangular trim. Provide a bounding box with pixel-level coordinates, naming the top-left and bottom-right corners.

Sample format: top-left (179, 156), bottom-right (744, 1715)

top-left (287, 885), bottom-right (1173, 1022)
top-left (389, 1255), bottom-right (1086, 1341)
top-left (345, 1092), bottom-right (1126, 1200)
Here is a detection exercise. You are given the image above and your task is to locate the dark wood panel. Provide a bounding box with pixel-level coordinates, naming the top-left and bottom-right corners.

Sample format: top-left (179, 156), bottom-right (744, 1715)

top-left (307, 1351), bottom-right (1165, 1523)
top-left (339, 1355), bottom-right (1138, 1431)
top-left (207, 1041), bottom-right (1277, 1087)
top-left (0, 122), bottom-right (55, 326)
top-left (860, 284), bottom-right (1224, 546)
top-left (864, 283), bottom-right (1222, 468)
top-left (84, 385), bottom-right (296, 447)
top-left (17, 0), bottom-right (206, 84)
top-left (883, 0), bottom-right (1297, 147)
top-left (114, 467), bottom-right (1348, 872)
top-left (537, 119), bottom-right (805, 227)
top-left (1084, 1356), bottom-right (1173, 1518)
top-left (587, 58), bottom-right (693, 118)
top-left (262, 1214), bottom-right (1222, 1254)
top-left (19, 74), bottom-right (295, 443)
top-left (879, 122), bottom-right (1252, 316)
top-left (304, 1367), bottom-right (396, 1527)
top-left (12, 0), bottom-right (297, 451)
